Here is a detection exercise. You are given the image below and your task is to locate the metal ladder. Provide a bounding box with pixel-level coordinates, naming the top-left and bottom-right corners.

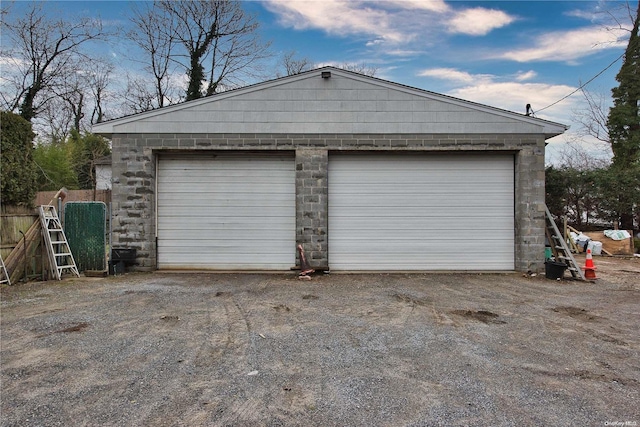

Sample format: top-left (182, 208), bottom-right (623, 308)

top-left (39, 205), bottom-right (80, 280)
top-left (545, 205), bottom-right (585, 281)
top-left (0, 254), bottom-right (10, 285)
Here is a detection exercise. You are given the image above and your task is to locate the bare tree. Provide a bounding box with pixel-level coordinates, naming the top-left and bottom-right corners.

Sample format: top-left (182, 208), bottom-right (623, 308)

top-left (155, 0), bottom-right (271, 100)
top-left (337, 62), bottom-right (378, 77)
top-left (278, 50), bottom-right (314, 77)
top-left (602, 1), bottom-right (637, 34)
top-left (87, 59), bottom-right (114, 125)
top-left (58, 72), bottom-right (87, 133)
top-left (35, 57), bottom-right (114, 140)
top-left (0, 2), bottom-right (105, 122)
top-left (39, 97), bottom-right (74, 144)
top-left (572, 87), bottom-right (611, 145)
top-left (556, 140), bottom-right (610, 171)
top-left (122, 75), bottom-right (158, 115)
top-left (127, 3), bottom-right (178, 109)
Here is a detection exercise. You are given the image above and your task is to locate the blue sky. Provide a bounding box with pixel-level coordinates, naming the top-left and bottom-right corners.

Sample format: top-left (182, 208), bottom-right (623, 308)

top-left (5, 0), bottom-right (638, 164)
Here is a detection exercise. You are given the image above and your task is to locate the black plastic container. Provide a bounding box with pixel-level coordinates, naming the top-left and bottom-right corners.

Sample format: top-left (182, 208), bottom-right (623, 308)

top-left (111, 248), bottom-right (137, 264)
top-left (545, 260), bottom-right (567, 280)
top-left (110, 248), bottom-right (137, 275)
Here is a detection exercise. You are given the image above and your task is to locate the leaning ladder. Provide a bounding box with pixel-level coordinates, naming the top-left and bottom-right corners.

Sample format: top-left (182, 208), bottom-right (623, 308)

top-left (39, 205), bottom-right (80, 280)
top-left (544, 205), bottom-right (585, 281)
top-left (0, 254), bottom-right (10, 285)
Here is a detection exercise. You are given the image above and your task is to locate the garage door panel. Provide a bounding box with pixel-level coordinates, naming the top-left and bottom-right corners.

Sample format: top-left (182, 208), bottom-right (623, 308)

top-left (329, 154), bottom-right (514, 271)
top-left (158, 193), bottom-right (293, 206)
top-left (158, 206), bottom-right (292, 217)
top-left (331, 173), bottom-right (513, 185)
top-left (157, 154), bottom-right (295, 270)
top-left (337, 156), bottom-right (510, 167)
top-left (333, 209), bottom-right (509, 220)
top-left (330, 194), bottom-right (513, 206)
top-left (159, 218), bottom-right (293, 229)
top-left (158, 228), bottom-right (293, 240)
top-left (158, 168), bottom-right (294, 178)
top-left (158, 183), bottom-right (294, 194)
top-left (158, 241), bottom-right (293, 252)
top-left (331, 216), bottom-right (513, 226)
top-left (330, 240), bottom-right (513, 253)
top-left (325, 230), bottom-right (512, 241)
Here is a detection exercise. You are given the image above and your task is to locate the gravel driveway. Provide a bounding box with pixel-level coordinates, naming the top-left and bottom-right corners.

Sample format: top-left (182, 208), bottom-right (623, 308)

top-left (1, 260), bottom-right (639, 426)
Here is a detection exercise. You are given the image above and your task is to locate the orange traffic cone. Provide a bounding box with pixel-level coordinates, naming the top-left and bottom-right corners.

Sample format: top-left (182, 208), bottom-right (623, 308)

top-left (581, 248), bottom-right (598, 280)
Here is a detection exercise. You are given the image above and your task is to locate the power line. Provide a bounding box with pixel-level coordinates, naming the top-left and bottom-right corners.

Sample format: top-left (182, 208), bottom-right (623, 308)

top-left (535, 51), bottom-right (625, 113)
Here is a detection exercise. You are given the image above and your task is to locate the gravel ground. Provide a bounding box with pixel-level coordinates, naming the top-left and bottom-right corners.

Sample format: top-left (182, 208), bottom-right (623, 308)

top-left (1, 257), bottom-right (639, 427)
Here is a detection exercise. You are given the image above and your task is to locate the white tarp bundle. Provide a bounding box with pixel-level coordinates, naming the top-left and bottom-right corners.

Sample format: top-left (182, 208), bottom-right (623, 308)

top-left (604, 230), bottom-right (631, 240)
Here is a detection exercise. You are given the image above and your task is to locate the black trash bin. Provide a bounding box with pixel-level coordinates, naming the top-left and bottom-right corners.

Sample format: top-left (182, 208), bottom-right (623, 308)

top-left (545, 260), bottom-right (567, 280)
top-left (110, 248), bottom-right (137, 275)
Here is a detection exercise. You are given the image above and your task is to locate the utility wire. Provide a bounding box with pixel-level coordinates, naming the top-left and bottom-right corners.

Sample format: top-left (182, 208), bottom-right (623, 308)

top-left (535, 51), bottom-right (625, 113)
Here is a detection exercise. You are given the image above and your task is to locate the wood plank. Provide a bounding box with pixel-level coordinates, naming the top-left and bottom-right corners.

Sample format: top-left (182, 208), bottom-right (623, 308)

top-left (583, 231), bottom-right (634, 255)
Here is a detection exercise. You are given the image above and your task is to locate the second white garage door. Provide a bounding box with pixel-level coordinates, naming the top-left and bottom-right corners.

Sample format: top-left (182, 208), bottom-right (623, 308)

top-left (157, 153), bottom-right (295, 270)
top-left (328, 153), bottom-right (514, 271)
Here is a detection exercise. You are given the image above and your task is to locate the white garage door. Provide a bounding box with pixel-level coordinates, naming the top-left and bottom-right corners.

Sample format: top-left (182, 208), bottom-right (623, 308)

top-left (157, 153), bottom-right (295, 270)
top-left (329, 154), bottom-right (514, 271)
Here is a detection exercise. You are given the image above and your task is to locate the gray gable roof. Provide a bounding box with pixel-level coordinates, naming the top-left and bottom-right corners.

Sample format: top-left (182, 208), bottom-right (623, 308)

top-left (93, 66), bottom-right (567, 139)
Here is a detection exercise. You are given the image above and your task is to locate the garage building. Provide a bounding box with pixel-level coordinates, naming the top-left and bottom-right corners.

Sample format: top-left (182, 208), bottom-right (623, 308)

top-left (92, 67), bottom-right (566, 273)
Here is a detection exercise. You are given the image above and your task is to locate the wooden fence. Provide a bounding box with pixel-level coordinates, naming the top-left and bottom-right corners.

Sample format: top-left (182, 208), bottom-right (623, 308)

top-left (0, 205), bottom-right (43, 281)
top-left (3, 190), bottom-right (111, 259)
top-left (1, 190), bottom-right (112, 283)
top-left (34, 189), bottom-right (111, 206)
top-left (1, 206), bottom-right (38, 257)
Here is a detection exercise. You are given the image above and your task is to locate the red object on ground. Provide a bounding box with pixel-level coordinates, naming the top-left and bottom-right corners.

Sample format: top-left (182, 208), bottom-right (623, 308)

top-left (581, 248), bottom-right (598, 280)
top-left (297, 244), bottom-right (315, 277)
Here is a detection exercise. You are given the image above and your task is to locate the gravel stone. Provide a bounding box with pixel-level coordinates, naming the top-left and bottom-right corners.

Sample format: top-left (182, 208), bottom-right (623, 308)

top-left (1, 259), bottom-right (639, 426)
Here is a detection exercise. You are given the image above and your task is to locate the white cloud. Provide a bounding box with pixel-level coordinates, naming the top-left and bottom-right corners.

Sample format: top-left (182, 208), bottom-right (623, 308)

top-left (515, 70), bottom-right (537, 81)
top-left (449, 81), bottom-right (576, 119)
top-left (418, 68), bottom-right (484, 84)
top-left (564, 9), bottom-right (597, 21)
top-left (386, 49), bottom-right (425, 57)
top-left (366, 39), bottom-right (385, 47)
top-left (447, 7), bottom-right (516, 36)
top-left (0, 52), bottom-right (27, 70)
top-left (384, 0), bottom-right (450, 13)
top-left (263, 0), bottom-right (516, 51)
top-left (264, 0), bottom-right (406, 43)
top-left (417, 67), bottom-right (577, 124)
top-left (417, 66), bottom-right (616, 165)
top-left (499, 26), bottom-right (628, 63)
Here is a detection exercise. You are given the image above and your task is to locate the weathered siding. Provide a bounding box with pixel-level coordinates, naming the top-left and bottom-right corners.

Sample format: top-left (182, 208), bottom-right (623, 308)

top-left (106, 71), bottom-right (554, 136)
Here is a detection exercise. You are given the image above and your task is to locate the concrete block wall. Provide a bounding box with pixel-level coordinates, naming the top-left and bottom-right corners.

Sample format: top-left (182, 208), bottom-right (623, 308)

top-left (514, 139), bottom-right (547, 273)
top-left (296, 149), bottom-right (329, 268)
top-left (110, 138), bottom-right (156, 270)
top-left (111, 132), bottom-right (546, 272)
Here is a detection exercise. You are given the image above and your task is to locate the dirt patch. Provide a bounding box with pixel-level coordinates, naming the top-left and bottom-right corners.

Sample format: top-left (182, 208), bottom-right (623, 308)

top-left (450, 309), bottom-right (506, 324)
top-left (56, 322), bottom-right (89, 333)
top-left (392, 292), bottom-right (430, 306)
top-left (552, 306), bottom-right (601, 321)
top-left (525, 367), bottom-right (638, 386)
top-left (36, 322), bottom-right (90, 338)
top-left (2, 268), bottom-right (639, 426)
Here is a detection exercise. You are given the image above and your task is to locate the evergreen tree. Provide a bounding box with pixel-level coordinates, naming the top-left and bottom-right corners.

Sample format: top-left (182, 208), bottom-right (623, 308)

top-left (606, 1), bottom-right (640, 229)
top-left (0, 111), bottom-right (38, 206)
